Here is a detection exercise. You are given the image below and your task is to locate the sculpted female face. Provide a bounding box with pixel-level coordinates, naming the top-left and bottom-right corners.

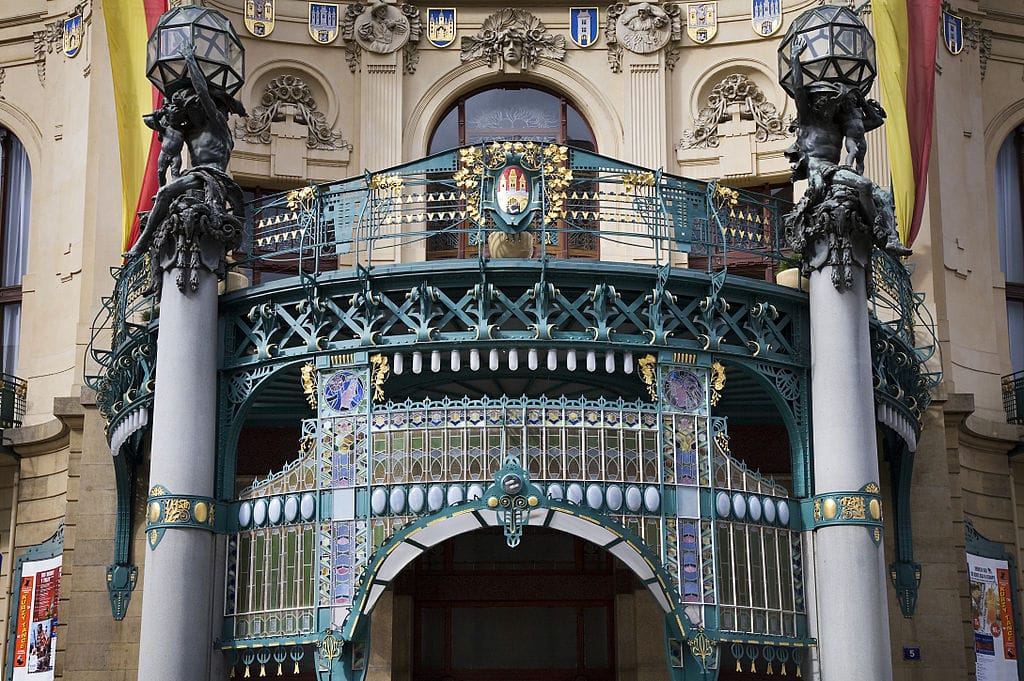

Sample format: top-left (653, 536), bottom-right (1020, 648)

top-left (499, 33), bottom-right (523, 64)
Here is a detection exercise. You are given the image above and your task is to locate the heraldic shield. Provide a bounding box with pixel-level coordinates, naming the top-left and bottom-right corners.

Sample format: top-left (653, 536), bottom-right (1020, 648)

top-left (482, 146), bottom-right (544, 234)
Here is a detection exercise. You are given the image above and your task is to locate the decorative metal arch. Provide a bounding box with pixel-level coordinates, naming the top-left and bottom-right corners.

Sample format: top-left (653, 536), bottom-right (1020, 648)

top-left (339, 492), bottom-right (692, 657)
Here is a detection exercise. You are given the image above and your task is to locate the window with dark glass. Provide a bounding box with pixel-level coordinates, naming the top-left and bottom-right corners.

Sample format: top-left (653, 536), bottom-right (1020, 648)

top-left (0, 130), bottom-right (30, 375)
top-left (995, 129), bottom-right (1024, 375)
top-left (426, 85), bottom-right (599, 260)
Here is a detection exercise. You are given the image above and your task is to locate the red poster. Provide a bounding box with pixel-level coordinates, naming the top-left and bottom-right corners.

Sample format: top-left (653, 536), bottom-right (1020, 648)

top-left (13, 576), bottom-right (33, 668)
top-left (998, 569), bottom-right (1017, 659)
top-left (32, 568), bottom-right (59, 622)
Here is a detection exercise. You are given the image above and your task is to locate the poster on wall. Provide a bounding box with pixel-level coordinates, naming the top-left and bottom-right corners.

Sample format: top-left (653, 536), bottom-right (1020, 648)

top-left (10, 555), bottom-right (61, 681)
top-left (969, 552), bottom-right (1019, 681)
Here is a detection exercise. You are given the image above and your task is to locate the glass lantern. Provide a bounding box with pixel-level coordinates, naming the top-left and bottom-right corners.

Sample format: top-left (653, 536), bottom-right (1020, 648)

top-left (777, 5), bottom-right (876, 97)
top-left (146, 7), bottom-right (245, 97)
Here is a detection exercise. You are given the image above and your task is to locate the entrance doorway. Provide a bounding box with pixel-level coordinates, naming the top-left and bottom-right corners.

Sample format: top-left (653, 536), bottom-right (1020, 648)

top-left (401, 527), bottom-right (616, 681)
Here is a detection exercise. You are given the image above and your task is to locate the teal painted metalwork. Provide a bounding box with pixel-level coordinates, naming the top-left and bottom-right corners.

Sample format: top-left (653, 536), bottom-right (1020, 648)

top-left (801, 483), bottom-right (884, 545)
top-left (144, 486), bottom-right (219, 550)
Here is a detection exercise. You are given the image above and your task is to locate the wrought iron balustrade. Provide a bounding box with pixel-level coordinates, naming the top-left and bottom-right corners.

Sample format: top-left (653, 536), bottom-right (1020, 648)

top-left (0, 373), bottom-right (26, 429)
top-left (1003, 370), bottom-right (1024, 425)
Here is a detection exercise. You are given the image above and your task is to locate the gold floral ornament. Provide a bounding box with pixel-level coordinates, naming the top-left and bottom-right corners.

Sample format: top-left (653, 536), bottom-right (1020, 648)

top-left (164, 498), bottom-right (192, 523)
top-left (369, 173), bottom-right (404, 196)
top-left (712, 183), bottom-right (739, 211)
top-left (300, 362), bottom-right (318, 409)
top-left (542, 145), bottom-right (573, 225)
top-left (286, 184), bottom-right (316, 212)
top-left (453, 146), bottom-right (484, 223)
top-left (369, 354), bottom-right (390, 401)
top-left (709, 361), bottom-right (726, 406)
top-left (638, 354), bottom-right (658, 401)
top-left (622, 171), bottom-right (656, 194)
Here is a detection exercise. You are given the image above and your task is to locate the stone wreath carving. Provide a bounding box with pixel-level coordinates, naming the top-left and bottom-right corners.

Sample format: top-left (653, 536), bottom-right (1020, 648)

top-left (341, 2), bottom-right (422, 74)
top-left (679, 74), bottom-right (788, 149)
top-left (460, 8), bottom-right (566, 72)
top-left (605, 2), bottom-right (682, 73)
top-left (236, 74), bottom-right (353, 151)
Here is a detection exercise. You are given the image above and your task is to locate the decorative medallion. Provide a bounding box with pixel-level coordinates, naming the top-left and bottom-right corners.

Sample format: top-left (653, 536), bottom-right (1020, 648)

top-left (461, 8), bottom-right (566, 71)
top-left (664, 369), bottom-right (705, 412)
top-left (244, 0), bottom-right (276, 37)
top-left (354, 2), bottom-right (410, 53)
top-left (427, 8), bottom-right (457, 48)
top-left (943, 8), bottom-right (964, 55)
top-left (751, 0), bottom-right (781, 37)
top-left (686, 2), bottom-right (718, 44)
top-left (605, 3), bottom-right (682, 72)
top-left (342, 3), bottom-right (422, 73)
top-left (62, 12), bottom-right (83, 58)
top-left (615, 2), bottom-right (673, 54)
top-left (322, 370), bottom-right (365, 413)
top-left (570, 7), bottom-right (600, 48)
top-left (309, 3), bottom-right (340, 44)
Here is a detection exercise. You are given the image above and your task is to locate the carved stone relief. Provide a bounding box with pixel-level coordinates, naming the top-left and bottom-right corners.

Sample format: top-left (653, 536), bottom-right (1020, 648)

top-left (678, 74), bottom-right (787, 149)
top-left (342, 2), bottom-right (422, 74)
top-left (605, 3), bottom-right (682, 73)
top-left (33, 21), bottom-right (62, 85)
top-left (236, 74), bottom-right (352, 151)
top-left (460, 8), bottom-right (566, 72)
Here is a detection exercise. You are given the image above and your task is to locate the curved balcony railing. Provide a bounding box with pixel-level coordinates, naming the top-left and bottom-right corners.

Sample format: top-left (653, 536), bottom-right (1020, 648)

top-left (86, 144), bottom-right (939, 479)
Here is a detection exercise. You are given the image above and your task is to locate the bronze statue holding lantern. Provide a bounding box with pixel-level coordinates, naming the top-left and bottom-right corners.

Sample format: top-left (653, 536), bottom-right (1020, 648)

top-left (778, 5), bottom-right (911, 291)
top-left (126, 6), bottom-right (247, 293)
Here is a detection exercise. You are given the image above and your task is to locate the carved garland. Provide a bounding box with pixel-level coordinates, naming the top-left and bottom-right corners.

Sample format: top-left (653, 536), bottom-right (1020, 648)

top-left (236, 74), bottom-right (353, 151)
top-left (678, 73), bottom-right (788, 149)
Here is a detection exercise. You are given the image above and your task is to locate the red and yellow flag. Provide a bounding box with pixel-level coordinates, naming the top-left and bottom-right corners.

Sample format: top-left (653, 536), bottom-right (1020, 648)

top-left (104, 0), bottom-right (167, 255)
top-left (874, 0), bottom-right (941, 247)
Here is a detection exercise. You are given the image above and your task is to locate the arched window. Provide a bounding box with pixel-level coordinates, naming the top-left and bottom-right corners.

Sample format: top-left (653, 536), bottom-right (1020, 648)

top-left (427, 85), bottom-right (598, 260)
top-left (428, 85), bottom-right (596, 153)
top-left (994, 130), bottom-right (1024, 376)
top-left (0, 129), bottom-right (30, 375)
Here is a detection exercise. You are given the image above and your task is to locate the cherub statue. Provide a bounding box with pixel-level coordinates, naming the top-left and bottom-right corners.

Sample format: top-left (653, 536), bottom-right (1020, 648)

top-left (143, 91), bottom-right (187, 187)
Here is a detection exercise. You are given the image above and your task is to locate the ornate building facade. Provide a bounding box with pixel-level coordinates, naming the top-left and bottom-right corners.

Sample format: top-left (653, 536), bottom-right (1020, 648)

top-left (0, 0), bottom-right (1018, 680)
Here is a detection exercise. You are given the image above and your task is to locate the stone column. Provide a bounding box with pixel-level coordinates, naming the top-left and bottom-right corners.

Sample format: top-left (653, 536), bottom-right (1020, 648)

top-left (626, 58), bottom-right (666, 169)
top-left (808, 249), bottom-right (893, 681)
top-left (361, 53), bottom-right (402, 262)
top-left (360, 54), bottom-right (402, 172)
top-left (137, 267), bottom-right (220, 681)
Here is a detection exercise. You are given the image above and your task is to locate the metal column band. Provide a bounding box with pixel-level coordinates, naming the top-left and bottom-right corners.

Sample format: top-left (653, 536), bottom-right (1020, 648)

top-left (145, 484), bottom-right (218, 549)
top-left (801, 483), bottom-right (883, 545)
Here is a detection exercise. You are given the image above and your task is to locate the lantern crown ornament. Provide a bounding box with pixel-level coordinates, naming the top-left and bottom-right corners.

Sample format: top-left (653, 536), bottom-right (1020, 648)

top-left (777, 5), bottom-right (876, 99)
top-left (146, 6), bottom-right (245, 98)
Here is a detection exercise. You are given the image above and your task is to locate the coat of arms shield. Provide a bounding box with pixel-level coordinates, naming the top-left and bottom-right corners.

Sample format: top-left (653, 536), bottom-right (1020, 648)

top-left (63, 14), bottom-right (83, 58)
top-left (309, 3), bottom-right (339, 44)
top-left (943, 10), bottom-right (964, 55)
top-left (751, 0), bottom-right (781, 37)
top-left (244, 0), bottom-right (276, 37)
top-left (686, 2), bottom-right (717, 44)
top-left (481, 145), bottom-right (544, 234)
top-left (570, 8), bottom-right (600, 48)
top-left (427, 8), bottom-right (457, 48)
